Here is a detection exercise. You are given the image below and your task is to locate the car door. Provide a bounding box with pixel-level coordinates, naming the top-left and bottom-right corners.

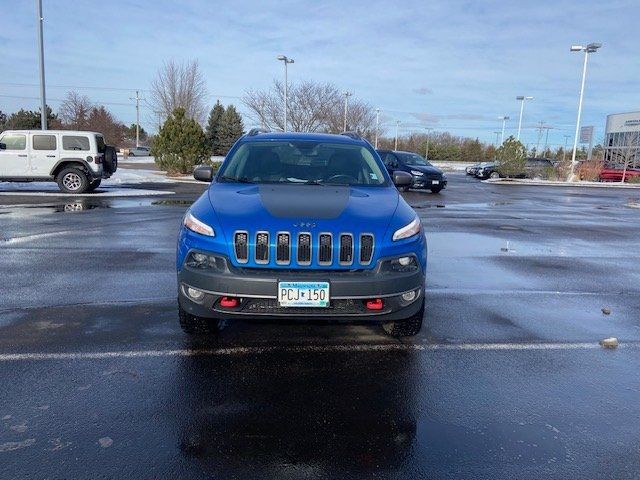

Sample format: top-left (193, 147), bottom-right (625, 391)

top-left (29, 133), bottom-right (59, 178)
top-left (0, 132), bottom-right (29, 177)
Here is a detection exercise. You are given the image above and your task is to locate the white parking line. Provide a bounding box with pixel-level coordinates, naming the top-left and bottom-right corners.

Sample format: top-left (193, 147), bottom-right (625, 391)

top-left (0, 341), bottom-right (629, 362)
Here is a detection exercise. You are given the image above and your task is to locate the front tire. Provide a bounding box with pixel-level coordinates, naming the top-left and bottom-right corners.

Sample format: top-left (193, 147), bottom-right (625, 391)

top-left (381, 297), bottom-right (424, 337)
top-left (489, 171), bottom-right (501, 179)
top-left (179, 305), bottom-right (225, 334)
top-left (57, 167), bottom-right (90, 194)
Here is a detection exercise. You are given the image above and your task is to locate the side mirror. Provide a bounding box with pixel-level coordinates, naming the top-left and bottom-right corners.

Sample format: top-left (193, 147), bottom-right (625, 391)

top-left (0, 143), bottom-right (6, 150)
top-left (193, 165), bottom-right (214, 182)
top-left (393, 171), bottom-right (413, 186)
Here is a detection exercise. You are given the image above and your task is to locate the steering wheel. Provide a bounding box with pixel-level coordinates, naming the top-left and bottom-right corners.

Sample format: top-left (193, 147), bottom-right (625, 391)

top-left (326, 174), bottom-right (357, 184)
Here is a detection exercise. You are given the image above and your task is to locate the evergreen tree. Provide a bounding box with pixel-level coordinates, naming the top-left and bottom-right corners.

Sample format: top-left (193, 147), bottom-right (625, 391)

top-left (218, 105), bottom-right (244, 154)
top-left (496, 136), bottom-right (526, 177)
top-left (0, 110), bottom-right (6, 132)
top-left (206, 100), bottom-right (225, 155)
top-left (151, 107), bottom-right (209, 174)
top-left (5, 106), bottom-right (58, 130)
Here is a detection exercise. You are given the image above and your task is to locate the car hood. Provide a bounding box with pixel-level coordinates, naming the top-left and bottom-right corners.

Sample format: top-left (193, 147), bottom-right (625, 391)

top-left (406, 165), bottom-right (443, 175)
top-left (207, 183), bottom-right (400, 265)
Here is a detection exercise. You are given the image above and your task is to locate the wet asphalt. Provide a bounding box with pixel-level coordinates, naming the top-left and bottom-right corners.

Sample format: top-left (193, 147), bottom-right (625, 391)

top-left (1, 173), bottom-right (639, 479)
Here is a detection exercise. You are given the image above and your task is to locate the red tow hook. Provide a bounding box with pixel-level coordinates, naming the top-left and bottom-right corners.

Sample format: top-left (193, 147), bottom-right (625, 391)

top-left (220, 297), bottom-right (239, 308)
top-left (365, 298), bottom-right (384, 310)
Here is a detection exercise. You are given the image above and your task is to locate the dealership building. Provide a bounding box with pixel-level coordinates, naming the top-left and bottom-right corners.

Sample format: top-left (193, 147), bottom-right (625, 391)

top-left (604, 111), bottom-right (640, 169)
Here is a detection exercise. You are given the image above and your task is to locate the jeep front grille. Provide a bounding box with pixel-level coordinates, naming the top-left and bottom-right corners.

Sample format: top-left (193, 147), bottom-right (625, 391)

top-left (360, 234), bottom-right (374, 265)
top-left (232, 231), bottom-right (374, 267)
top-left (276, 232), bottom-right (290, 264)
top-left (297, 233), bottom-right (311, 265)
top-left (234, 231), bottom-right (248, 263)
top-left (255, 231), bottom-right (269, 263)
top-left (339, 234), bottom-right (353, 265)
top-left (318, 233), bottom-right (332, 265)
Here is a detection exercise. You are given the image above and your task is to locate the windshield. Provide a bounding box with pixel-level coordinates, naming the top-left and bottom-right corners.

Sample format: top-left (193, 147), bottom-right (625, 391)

top-left (218, 141), bottom-right (388, 186)
top-left (396, 152), bottom-right (431, 166)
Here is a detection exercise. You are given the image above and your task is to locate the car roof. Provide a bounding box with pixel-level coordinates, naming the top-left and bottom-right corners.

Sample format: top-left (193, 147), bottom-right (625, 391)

top-left (2, 130), bottom-right (103, 136)
top-left (241, 131), bottom-right (369, 145)
top-left (375, 149), bottom-right (417, 155)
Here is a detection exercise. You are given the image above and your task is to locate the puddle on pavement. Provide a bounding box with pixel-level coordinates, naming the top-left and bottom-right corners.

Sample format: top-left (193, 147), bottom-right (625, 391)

top-left (0, 197), bottom-right (193, 216)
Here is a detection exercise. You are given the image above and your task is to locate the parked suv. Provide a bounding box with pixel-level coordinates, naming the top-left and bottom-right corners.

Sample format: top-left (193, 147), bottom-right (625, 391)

top-left (128, 146), bottom-right (151, 156)
top-left (376, 150), bottom-right (447, 193)
top-left (177, 131), bottom-right (427, 337)
top-left (477, 158), bottom-right (557, 179)
top-left (0, 130), bottom-right (117, 193)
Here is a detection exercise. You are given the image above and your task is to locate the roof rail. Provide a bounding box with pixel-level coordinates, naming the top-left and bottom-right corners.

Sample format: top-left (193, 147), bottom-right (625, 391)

top-left (340, 131), bottom-right (361, 140)
top-left (247, 128), bottom-right (270, 136)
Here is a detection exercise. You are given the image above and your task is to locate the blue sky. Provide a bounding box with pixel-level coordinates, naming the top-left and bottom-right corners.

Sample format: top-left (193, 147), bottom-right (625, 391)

top-left (1, 0), bottom-right (638, 148)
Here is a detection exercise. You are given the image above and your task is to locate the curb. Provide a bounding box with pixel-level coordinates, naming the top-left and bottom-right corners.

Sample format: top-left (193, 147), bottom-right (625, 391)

top-left (482, 179), bottom-right (640, 189)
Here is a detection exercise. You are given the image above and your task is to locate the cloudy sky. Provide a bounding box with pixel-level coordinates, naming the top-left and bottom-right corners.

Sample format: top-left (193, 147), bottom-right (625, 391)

top-left (1, 0), bottom-right (638, 148)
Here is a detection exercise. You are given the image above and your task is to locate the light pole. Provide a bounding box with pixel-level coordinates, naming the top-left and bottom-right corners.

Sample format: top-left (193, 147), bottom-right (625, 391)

top-left (516, 96), bottom-right (533, 141)
top-left (129, 90), bottom-right (144, 147)
top-left (374, 108), bottom-right (380, 148)
top-left (276, 54), bottom-right (294, 132)
top-left (36, 0), bottom-right (47, 130)
top-left (563, 134), bottom-right (571, 162)
top-left (569, 43), bottom-right (602, 180)
top-left (494, 131), bottom-right (501, 147)
top-left (498, 115), bottom-right (509, 145)
top-left (394, 121), bottom-right (400, 150)
top-left (425, 127), bottom-right (433, 160)
top-left (343, 91), bottom-right (353, 131)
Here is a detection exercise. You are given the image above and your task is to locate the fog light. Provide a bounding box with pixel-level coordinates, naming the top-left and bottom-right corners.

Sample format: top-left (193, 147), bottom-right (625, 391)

top-left (398, 256), bottom-right (412, 266)
top-left (192, 253), bottom-right (207, 263)
top-left (186, 287), bottom-right (205, 302)
top-left (402, 290), bottom-right (417, 302)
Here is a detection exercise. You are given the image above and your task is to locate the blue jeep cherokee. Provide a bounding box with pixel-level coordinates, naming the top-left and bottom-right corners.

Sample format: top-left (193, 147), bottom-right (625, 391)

top-left (177, 130), bottom-right (427, 337)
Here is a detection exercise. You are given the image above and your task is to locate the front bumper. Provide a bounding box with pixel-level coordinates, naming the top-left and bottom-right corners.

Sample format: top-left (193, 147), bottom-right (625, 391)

top-left (411, 177), bottom-right (447, 189)
top-left (178, 254), bottom-right (425, 322)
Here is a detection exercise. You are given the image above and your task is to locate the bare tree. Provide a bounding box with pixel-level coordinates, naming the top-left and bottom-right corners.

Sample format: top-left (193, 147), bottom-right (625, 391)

top-left (150, 60), bottom-right (207, 123)
top-left (58, 91), bottom-right (93, 129)
top-left (243, 80), bottom-right (375, 134)
top-left (610, 131), bottom-right (640, 182)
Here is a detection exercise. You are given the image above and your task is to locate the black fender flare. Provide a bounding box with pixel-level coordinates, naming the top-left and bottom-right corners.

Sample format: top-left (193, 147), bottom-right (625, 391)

top-left (50, 158), bottom-right (94, 178)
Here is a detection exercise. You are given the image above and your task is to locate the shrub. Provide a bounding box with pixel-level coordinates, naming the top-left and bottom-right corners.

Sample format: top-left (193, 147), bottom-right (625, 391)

top-left (496, 136), bottom-right (526, 178)
top-left (151, 107), bottom-right (210, 174)
top-left (577, 160), bottom-right (603, 182)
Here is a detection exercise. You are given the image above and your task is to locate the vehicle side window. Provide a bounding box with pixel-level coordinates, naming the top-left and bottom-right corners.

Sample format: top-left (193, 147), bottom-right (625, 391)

top-left (1, 134), bottom-right (27, 150)
top-left (33, 134), bottom-right (57, 150)
top-left (386, 153), bottom-right (398, 167)
top-left (95, 135), bottom-right (106, 154)
top-left (62, 135), bottom-right (90, 151)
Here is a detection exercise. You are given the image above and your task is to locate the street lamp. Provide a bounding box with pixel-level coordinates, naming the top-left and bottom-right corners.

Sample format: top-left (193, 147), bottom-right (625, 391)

top-left (36, 0), bottom-right (47, 130)
top-left (395, 120), bottom-right (400, 150)
top-left (516, 96), bottom-right (533, 141)
top-left (563, 134), bottom-right (571, 162)
top-left (498, 115), bottom-right (509, 145)
top-left (276, 54), bottom-right (294, 132)
top-left (343, 91), bottom-right (353, 131)
top-left (375, 108), bottom-right (380, 148)
top-left (425, 127), bottom-right (433, 160)
top-left (494, 131), bottom-right (501, 147)
top-left (568, 42), bottom-right (602, 179)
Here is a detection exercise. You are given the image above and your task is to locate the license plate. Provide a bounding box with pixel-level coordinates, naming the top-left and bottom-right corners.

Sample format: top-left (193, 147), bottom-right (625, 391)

top-left (431, 180), bottom-right (440, 185)
top-left (278, 281), bottom-right (329, 307)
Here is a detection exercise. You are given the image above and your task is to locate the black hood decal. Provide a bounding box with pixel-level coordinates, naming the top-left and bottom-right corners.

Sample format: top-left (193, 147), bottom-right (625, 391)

top-left (258, 184), bottom-right (351, 219)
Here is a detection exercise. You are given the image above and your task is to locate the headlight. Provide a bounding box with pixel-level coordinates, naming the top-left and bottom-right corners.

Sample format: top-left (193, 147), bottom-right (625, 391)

top-left (392, 216), bottom-right (422, 241)
top-left (183, 212), bottom-right (215, 237)
top-left (410, 170), bottom-right (424, 176)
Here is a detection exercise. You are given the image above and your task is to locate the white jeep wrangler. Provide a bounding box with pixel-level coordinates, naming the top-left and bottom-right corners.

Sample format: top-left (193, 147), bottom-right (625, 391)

top-left (0, 130), bottom-right (117, 193)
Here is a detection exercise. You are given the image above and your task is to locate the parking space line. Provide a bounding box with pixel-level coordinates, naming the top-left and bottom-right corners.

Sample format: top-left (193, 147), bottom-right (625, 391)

top-left (0, 341), bottom-right (632, 362)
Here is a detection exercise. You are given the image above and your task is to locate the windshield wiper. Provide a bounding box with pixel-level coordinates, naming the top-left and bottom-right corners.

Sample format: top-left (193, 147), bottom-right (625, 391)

top-left (219, 175), bottom-right (254, 184)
